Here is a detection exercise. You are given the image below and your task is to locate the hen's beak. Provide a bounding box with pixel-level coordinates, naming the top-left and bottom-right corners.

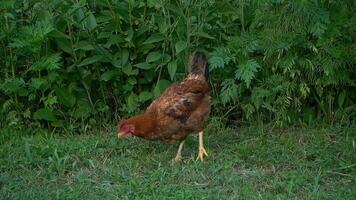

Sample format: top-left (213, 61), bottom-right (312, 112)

top-left (117, 132), bottom-right (124, 138)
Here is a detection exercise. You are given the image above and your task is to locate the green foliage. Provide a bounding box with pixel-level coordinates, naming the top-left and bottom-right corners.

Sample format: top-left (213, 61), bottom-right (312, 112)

top-left (208, 47), bottom-right (234, 70)
top-left (235, 59), bottom-right (261, 88)
top-left (33, 108), bottom-right (57, 122)
top-left (0, 0), bottom-right (355, 128)
top-left (208, 0), bottom-right (356, 125)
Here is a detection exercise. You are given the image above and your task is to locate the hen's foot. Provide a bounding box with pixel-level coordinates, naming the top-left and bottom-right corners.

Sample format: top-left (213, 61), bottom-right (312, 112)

top-left (196, 131), bottom-right (208, 161)
top-left (196, 146), bottom-right (208, 161)
top-left (171, 140), bottom-right (185, 165)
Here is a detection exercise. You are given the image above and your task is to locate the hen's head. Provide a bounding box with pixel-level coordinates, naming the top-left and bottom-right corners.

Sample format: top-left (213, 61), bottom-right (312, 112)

top-left (117, 120), bottom-right (135, 138)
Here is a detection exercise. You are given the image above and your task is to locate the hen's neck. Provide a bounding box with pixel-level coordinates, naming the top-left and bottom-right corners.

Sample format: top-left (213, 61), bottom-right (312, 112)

top-left (127, 114), bottom-right (155, 137)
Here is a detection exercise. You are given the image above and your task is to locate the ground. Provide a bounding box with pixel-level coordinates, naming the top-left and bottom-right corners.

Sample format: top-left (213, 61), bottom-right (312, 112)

top-left (0, 120), bottom-right (355, 199)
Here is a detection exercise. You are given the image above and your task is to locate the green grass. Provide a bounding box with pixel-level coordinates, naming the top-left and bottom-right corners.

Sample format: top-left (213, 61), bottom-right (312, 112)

top-left (1, 120), bottom-right (355, 199)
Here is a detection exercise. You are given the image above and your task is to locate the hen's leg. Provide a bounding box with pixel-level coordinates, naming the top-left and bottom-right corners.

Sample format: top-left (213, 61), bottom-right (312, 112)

top-left (196, 131), bottom-right (208, 161)
top-left (173, 140), bottom-right (185, 162)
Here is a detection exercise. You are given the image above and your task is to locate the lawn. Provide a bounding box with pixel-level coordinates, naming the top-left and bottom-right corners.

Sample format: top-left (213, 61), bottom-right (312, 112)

top-left (1, 120), bottom-right (355, 199)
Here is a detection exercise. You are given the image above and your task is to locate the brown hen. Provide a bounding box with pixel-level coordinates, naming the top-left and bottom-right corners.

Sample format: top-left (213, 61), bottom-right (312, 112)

top-left (117, 52), bottom-right (210, 162)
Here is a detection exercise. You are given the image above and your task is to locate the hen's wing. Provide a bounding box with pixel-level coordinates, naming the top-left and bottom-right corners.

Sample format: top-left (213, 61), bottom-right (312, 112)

top-left (148, 79), bottom-right (210, 123)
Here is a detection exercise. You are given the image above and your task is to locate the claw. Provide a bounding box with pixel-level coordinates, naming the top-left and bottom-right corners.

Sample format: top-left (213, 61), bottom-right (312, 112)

top-left (196, 146), bottom-right (208, 161)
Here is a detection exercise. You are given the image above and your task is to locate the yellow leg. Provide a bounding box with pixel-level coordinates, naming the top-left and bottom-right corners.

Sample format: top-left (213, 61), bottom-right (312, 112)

top-left (196, 131), bottom-right (208, 161)
top-left (171, 140), bottom-right (185, 164)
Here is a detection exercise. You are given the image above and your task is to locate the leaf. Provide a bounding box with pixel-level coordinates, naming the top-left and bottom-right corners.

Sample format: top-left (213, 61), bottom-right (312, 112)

top-left (154, 79), bottom-right (171, 97)
top-left (30, 78), bottom-right (47, 90)
top-left (220, 79), bottom-right (239, 104)
top-left (85, 12), bottom-right (97, 31)
top-left (338, 91), bottom-right (346, 109)
top-left (74, 99), bottom-right (92, 118)
top-left (143, 34), bottom-right (165, 44)
top-left (122, 63), bottom-right (133, 74)
top-left (101, 70), bottom-right (117, 82)
top-left (209, 56), bottom-right (225, 70)
top-left (147, 0), bottom-right (161, 8)
top-left (55, 87), bottom-right (76, 108)
top-left (56, 38), bottom-right (72, 54)
top-left (235, 59), bottom-right (261, 88)
top-left (143, 70), bottom-right (155, 82)
top-left (43, 93), bottom-right (58, 107)
top-left (310, 22), bottom-right (327, 38)
top-left (195, 31), bottom-right (215, 39)
top-left (128, 77), bottom-right (137, 85)
top-left (75, 6), bottom-right (85, 22)
top-left (167, 61), bottom-right (177, 80)
top-left (31, 54), bottom-right (62, 71)
top-left (121, 49), bottom-right (129, 66)
top-left (18, 88), bottom-right (28, 97)
top-left (299, 83), bottom-right (310, 99)
top-left (49, 29), bottom-right (71, 39)
top-left (1, 1), bottom-right (15, 10)
top-left (127, 93), bottom-right (139, 111)
top-left (175, 41), bottom-right (187, 54)
top-left (75, 41), bottom-right (94, 51)
top-left (134, 62), bottom-right (154, 70)
top-left (251, 87), bottom-right (269, 109)
top-left (10, 18), bottom-right (54, 51)
top-left (139, 91), bottom-right (153, 102)
top-left (97, 14), bottom-right (112, 23)
top-left (1, 78), bottom-right (25, 94)
top-left (47, 71), bottom-right (60, 82)
top-left (242, 104), bottom-right (255, 120)
top-left (137, 44), bottom-right (155, 55)
top-left (77, 55), bottom-right (104, 67)
top-left (105, 34), bottom-right (124, 48)
top-left (51, 120), bottom-right (64, 127)
top-left (98, 32), bottom-right (112, 39)
top-left (34, 108), bottom-right (57, 121)
top-left (125, 28), bottom-right (134, 42)
top-left (146, 52), bottom-right (163, 63)
top-left (158, 20), bottom-right (168, 33)
top-left (208, 47), bottom-right (232, 70)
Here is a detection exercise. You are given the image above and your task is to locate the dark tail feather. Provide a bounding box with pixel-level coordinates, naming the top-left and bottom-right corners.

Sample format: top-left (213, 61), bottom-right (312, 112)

top-left (189, 51), bottom-right (209, 80)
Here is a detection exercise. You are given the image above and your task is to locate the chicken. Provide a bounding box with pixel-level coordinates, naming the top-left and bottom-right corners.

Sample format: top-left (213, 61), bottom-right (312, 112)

top-left (117, 51), bottom-right (210, 162)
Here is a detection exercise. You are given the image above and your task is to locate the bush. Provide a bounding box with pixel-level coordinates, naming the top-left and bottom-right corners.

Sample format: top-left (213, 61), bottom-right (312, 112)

top-left (0, 0), bottom-right (355, 128)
